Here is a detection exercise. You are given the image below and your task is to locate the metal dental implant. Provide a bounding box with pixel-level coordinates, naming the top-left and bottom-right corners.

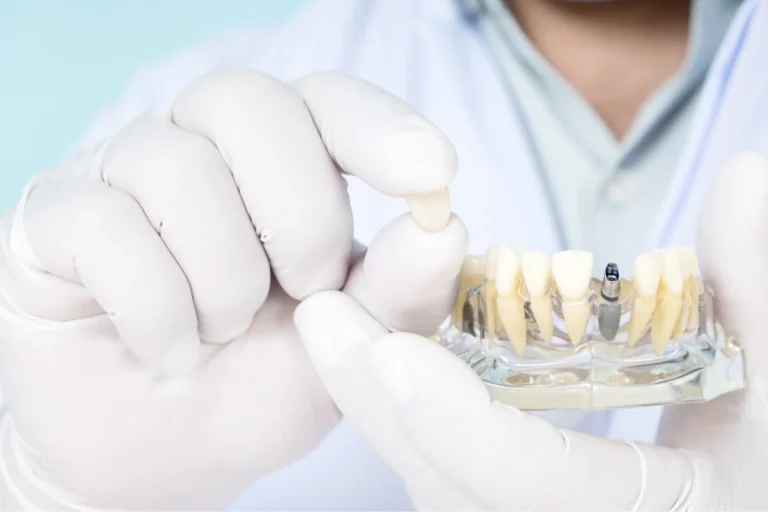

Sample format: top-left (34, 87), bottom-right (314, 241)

top-left (598, 263), bottom-right (621, 341)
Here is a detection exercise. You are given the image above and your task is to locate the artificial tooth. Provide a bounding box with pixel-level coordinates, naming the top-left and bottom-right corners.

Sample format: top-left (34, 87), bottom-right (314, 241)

top-left (405, 188), bottom-right (451, 232)
top-left (675, 246), bottom-right (700, 332)
top-left (495, 246), bottom-right (527, 355)
top-left (452, 256), bottom-right (486, 322)
top-left (650, 249), bottom-right (684, 355)
top-left (521, 251), bottom-right (554, 342)
top-left (551, 250), bottom-right (593, 344)
top-left (484, 245), bottom-right (501, 337)
top-left (627, 251), bottom-right (662, 345)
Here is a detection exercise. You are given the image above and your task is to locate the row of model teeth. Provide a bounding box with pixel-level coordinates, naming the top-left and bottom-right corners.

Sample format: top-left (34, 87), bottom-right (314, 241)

top-left (455, 246), bottom-right (700, 355)
top-left (633, 247), bottom-right (699, 354)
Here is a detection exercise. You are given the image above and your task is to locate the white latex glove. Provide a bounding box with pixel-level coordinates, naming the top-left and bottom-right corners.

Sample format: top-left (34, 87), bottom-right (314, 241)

top-left (296, 151), bottom-right (768, 510)
top-left (0, 69), bottom-right (468, 510)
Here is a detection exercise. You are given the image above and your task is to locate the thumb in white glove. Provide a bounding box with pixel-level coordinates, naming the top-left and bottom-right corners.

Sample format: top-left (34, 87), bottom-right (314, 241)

top-left (296, 150), bottom-right (768, 510)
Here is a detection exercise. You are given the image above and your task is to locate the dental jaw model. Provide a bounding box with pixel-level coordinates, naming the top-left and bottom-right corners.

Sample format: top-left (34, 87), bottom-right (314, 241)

top-left (439, 246), bottom-right (745, 411)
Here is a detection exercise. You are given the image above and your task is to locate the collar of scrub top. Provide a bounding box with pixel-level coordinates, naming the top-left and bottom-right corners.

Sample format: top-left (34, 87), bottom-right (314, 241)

top-left (446, 0), bottom-right (571, 251)
top-left (413, 0), bottom-right (762, 257)
top-left (453, 0), bottom-right (487, 22)
top-left (474, 0), bottom-right (743, 170)
top-left (450, 0), bottom-right (757, 252)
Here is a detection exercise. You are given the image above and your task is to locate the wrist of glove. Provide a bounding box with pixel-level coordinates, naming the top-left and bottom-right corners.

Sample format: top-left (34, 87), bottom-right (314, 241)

top-left (296, 151), bottom-right (768, 510)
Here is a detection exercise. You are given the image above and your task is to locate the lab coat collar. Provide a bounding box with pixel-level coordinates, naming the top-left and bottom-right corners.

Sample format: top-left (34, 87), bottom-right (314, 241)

top-left (648, 0), bottom-right (764, 250)
top-left (410, 0), bottom-right (490, 24)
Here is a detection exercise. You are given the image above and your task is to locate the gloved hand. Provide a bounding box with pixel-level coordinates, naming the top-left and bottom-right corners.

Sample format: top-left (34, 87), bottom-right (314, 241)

top-left (0, 69), bottom-right (468, 510)
top-left (296, 150), bottom-right (768, 510)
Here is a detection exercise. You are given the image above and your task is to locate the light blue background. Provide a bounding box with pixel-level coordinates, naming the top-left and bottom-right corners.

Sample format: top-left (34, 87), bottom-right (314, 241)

top-left (0, 0), bottom-right (306, 212)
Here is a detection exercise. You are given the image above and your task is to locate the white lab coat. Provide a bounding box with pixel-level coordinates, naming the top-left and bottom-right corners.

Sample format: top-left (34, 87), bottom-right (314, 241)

top-left (73, 0), bottom-right (768, 509)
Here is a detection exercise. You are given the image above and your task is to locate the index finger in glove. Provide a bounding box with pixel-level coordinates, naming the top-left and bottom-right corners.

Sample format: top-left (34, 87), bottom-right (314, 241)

top-left (172, 70), bottom-right (457, 302)
top-left (367, 335), bottom-right (701, 511)
top-left (172, 69), bottom-right (352, 301)
top-left (293, 72), bottom-right (457, 201)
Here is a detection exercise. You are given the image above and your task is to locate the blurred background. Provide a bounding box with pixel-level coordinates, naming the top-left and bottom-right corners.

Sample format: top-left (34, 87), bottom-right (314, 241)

top-left (0, 0), bottom-right (307, 212)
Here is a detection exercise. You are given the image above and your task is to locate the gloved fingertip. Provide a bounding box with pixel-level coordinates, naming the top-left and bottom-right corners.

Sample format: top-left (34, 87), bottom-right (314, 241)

top-left (700, 150), bottom-right (768, 250)
top-left (357, 214), bottom-right (468, 334)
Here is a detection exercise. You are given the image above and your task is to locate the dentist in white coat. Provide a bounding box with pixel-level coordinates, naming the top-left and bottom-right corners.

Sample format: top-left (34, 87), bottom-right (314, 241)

top-left (2, 0), bottom-right (768, 509)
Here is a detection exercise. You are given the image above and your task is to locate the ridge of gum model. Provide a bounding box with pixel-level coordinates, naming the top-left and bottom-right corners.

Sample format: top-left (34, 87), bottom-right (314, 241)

top-left (495, 246), bottom-right (527, 355)
top-left (551, 250), bottom-right (593, 344)
top-left (520, 251), bottom-right (554, 343)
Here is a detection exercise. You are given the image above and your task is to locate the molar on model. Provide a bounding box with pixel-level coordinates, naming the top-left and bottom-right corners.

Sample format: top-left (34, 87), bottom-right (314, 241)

top-left (521, 251), bottom-right (554, 342)
top-left (551, 250), bottom-right (593, 344)
top-left (495, 246), bottom-right (527, 355)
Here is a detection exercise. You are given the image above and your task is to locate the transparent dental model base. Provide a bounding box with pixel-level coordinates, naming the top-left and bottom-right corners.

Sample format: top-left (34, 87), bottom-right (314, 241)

top-left (437, 254), bottom-right (746, 411)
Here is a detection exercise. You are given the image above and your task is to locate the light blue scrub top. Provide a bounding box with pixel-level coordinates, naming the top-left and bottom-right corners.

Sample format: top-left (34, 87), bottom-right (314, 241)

top-left (475, 0), bottom-right (743, 273)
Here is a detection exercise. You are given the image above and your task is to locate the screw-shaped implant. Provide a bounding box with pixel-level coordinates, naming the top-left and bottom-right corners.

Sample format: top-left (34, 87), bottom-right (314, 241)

top-left (598, 263), bottom-right (621, 341)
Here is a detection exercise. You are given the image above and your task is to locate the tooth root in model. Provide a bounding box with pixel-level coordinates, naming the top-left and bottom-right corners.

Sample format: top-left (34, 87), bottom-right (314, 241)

top-left (484, 245), bottom-right (501, 337)
top-left (650, 249), bottom-right (685, 355)
top-left (676, 246), bottom-right (701, 332)
top-left (521, 251), bottom-right (554, 342)
top-left (552, 250), bottom-right (593, 344)
top-left (671, 247), bottom-right (699, 339)
top-left (627, 251), bottom-right (662, 345)
top-left (452, 256), bottom-right (486, 323)
top-left (495, 246), bottom-right (527, 355)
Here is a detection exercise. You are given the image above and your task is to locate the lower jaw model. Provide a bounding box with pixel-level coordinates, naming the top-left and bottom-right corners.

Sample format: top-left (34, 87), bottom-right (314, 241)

top-left (438, 246), bottom-right (746, 411)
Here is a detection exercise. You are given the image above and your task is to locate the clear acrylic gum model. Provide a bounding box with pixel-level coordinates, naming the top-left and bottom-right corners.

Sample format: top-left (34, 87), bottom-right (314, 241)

top-left (436, 247), bottom-right (746, 411)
